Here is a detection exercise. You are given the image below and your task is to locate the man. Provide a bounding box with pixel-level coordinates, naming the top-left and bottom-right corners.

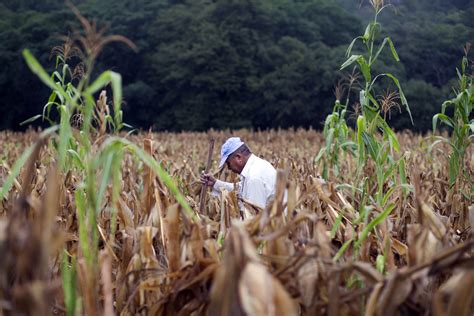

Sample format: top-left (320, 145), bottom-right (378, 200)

top-left (200, 137), bottom-right (277, 213)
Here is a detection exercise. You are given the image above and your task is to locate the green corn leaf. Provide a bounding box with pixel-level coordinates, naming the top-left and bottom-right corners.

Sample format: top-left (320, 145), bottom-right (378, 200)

top-left (19, 114), bottom-right (42, 126)
top-left (373, 37), bottom-right (389, 64)
top-left (377, 143), bottom-right (390, 165)
top-left (62, 63), bottom-right (71, 81)
top-left (363, 23), bottom-right (372, 41)
top-left (453, 90), bottom-right (469, 106)
top-left (83, 71), bottom-right (123, 131)
top-left (58, 105), bottom-right (72, 170)
top-left (448, 154), bottom-right (459, 187)
top-left (61, 251), bottom-right (77, 316)
top-left (43, 92), bottom-right (59, 122)
top-left (338, 124), bottom-right (349, 141)
top-left (75, 187), bottom-right (93, 267)
top-left (355, 203), bottom-right (396, 249)
top-left (123, 123), bottom-right (134, 130)
top-left (314, 148), bottom-right (325, 163)
top-left (84, 169), bottom-right (99, 255)
top-left (354, 202), bottom-right (372, 226)
top-left (383, 156), bottom-right (398, 182)
top-left (109, 147), bottom-right (123, 240)
top-left (433, 113), bottom-right (455, 130)
top-left (399, 184), bottom-right (414, 193)
top-left (322, 162), bottom-right (329, 180)
top-left (85, 71), bottom-right (112, 95)
top-left (360, 90), bottom-right (367, 108)
top-left (330, 213), bottom-right (343, 239)
top-left (102, 138), bottom-right (199, 221)
top-left (428, 137), bottom-right (448, 152)
top-left (340, 141), bottom-right (357, 153)
top-left (384, 73), bottom-right (413, 124)
top-left (23, 49), bottom-right (67, 96)
top-left (47, 90), bottom-right (58, 104)
top-left (323, 115), bottom-right (332, 136)
top-left (96, 152), bottom-right (114, 211)
top-left (379, 117), bottom-right (400, 152)
top-left (366, 92), bottom-right (381, 112)
top-left (362, 132), bottom-right (379, 162)
top-left (399, 154), bottom-right (408, 185)
top-left (340, 108), bottom-right (347, 119)
top-left (357, 116), bottom-right (365, 165)
top-left (345, 36), bottom-right (363, 57)
top-left (52, 70), bottom-right (63, 84)
top-left (433, 115), bottom-right (441, 133)
top-left (376, 254), bottom-right (385, 274)
top-left (441, 100), bottom-right (454, 114)
top-left (109, 72), bottom-right (123, 130)
top-left (381, 186), bottom-right (398, 207)
top-left (326, 128), bottom-right (335, 152)
top-left (456, 68), bottom-right (464, 82)
top-left (67, 149), bottom-right (85, 170)
top-left (387, 37), bottom-right (400, 62)
top-left (357, 56), bottom-right (371, 83)
top-left (80, 94), bottom-right (96, 136)
top-left (341, 55), bottom-right (362, 70)
top-left (373, 37), bottom-right (400, 64)
top-left (333, 239), bottom-right (353, 262)
top-left (335, 183), bottom-right (363, 193)
top-left (54, 55), bottom-right (62, 69)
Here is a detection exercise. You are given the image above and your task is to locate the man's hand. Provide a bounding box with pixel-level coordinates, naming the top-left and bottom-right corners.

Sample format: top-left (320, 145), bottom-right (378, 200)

top-left (200, 172), bottom-right (216, 187)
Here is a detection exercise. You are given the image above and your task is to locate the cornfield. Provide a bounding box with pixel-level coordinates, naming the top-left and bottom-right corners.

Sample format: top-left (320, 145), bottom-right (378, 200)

top-left (1, 1), bottom-right (473, 314)
top-left (0, 128), bottom-right (472, 315)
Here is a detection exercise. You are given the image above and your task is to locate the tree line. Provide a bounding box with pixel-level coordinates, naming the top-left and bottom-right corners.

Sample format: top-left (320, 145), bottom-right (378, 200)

top-left (0, 0), bottom-right (472, 132)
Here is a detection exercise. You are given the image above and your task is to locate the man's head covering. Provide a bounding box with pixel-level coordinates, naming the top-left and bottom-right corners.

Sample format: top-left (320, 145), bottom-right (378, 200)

top-left (219, 137), bottom-right (245, 169)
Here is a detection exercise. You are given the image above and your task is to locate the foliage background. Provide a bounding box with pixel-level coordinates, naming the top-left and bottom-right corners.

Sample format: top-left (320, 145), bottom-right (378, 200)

top-left (0, 0), bottom-right (473, 132)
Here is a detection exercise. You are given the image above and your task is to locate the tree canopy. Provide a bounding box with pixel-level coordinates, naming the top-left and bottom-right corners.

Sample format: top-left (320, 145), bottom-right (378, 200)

top-left (0, 0), bottom-right (472, 131)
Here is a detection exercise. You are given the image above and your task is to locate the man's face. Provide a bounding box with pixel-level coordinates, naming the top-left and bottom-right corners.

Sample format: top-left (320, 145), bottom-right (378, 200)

top-left (226, 153), bottom-right (244, 174)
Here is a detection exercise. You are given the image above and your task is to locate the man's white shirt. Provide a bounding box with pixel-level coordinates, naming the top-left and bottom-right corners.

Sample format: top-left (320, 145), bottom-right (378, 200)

top-left (211, 154), bottom-right (277, 210)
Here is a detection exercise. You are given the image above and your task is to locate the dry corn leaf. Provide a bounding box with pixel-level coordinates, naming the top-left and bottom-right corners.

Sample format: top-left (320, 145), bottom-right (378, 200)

top-left (433, 270), bottom-right (474, 316)
top-left (239, 262), bottom-right (275, 316)
top-left (164, 204), bottom-right (181, 272)
top-left (376, 271), bottom-right (413, 316)
top-left (297, 257), bottom-right (319, 308)
top-left (100, 251), bottom-right (114, 316)
top-left (420, 202), bottom-right (448, 239)
top-left (1, 129), bottom-right (473, 315)
top-left (239, 262), bottom-right (297, 316)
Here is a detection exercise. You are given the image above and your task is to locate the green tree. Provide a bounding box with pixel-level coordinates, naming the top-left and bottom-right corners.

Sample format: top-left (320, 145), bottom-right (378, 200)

top-left (147, 0), bottom-right (360, 131)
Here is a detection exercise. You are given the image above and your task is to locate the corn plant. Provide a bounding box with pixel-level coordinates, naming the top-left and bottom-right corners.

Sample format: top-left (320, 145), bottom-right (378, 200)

top-left (315, 73), bottom-right (358, 180)
top-left (19, 37), bottom-right (82, 128)
top-left (1, 127), bottom-right (474, 314)
top-left (340, 1), bottom-right (412, 197)
top-left (333, 0), bottom-right (413, 270)
top-left (1, 5), bottom-right (199, 315)
top-left (432, 44), bottom-right (473, 197)
top-left (1, 2), bottom-right (473, 315)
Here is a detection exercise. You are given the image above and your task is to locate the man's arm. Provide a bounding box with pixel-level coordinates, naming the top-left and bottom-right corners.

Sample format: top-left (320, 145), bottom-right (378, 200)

top-left (200, 172), bottom-right (237, 196)
top-left (213, 179), bottom-right (236, 195)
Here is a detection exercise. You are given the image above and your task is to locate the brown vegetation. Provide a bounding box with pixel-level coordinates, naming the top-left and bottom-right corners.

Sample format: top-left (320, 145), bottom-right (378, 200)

top-left (0, 129), bottom-right (472, 315)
